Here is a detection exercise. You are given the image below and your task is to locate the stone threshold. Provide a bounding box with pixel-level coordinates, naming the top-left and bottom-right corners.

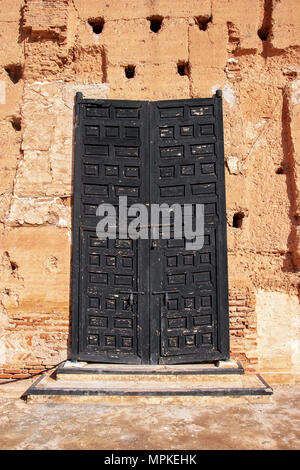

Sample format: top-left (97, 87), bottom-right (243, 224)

top-left (22, 364), bottom-right (273, 403)
top-left (55, 360), bottom-right (245, 377)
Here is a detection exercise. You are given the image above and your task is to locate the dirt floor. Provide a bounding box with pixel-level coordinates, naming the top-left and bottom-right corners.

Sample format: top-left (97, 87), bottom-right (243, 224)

top-left (0, 380), bottom-right (299, 450)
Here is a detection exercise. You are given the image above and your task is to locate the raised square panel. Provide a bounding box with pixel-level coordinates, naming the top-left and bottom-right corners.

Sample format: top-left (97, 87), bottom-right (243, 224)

top-left (200, 124), bottom-right (214, 135)
top-left (180, 125), bottom-right (194, 136)
top-left (159, 107), bottom-right (184, 118)
top-left (201, 163), bottom-right (215, 174)
top-left (184, 254), bottom-right (194, 265)
top-left (86, 106), bottom-right (109, 118)
top-left (89, 297), bottom-right (99, 308)
top-left (125, 127), bottom-right (140, 138)
top-left (167, 299), bottom-right (178, 311)
top-left (160, 127), bottom-right (174, 138)
top-left (90, 237), bottom-right (108, 248)
top-left (167, 239), bottom-right (185, 248)
top-left (89, 273), bottom-right (108, 284)
top-left (105, 126), bottom-right (119, 137)
top-left (84, 204), bottom-right (98, 215)
top-left (190, 105), bottom-right (213, 116)
top-left (168, 336), bottom-right (179, 348)
top-left (200, 253), bottom-right (210, 264)
top-left (160, 146), bottom-right (184, 158)
top-left (202, 333), bottom-right (212, 345)
top-left (160, 166), bottom-right (175, 178)
top-left (193, 315), bottom-right (212, 327)
top-left (115, 240), bottom-right (133, 249)
top-left (122, 257), bottom-right (133, 268)
top-left (167, 256), bottom-right (177, 267)
top-left (193, 271), bottom-right (211, 284)
top-left (89, 316), bottom-right (108, 328)
top-left (88, 334), bottom-right (99, 345)
top-left (105, 165), bottom-right (119, 176)
top-left (106, 298), bottom-right (116, 310)
top-left (84, 145), bottom-right (109, 156)
top-left (106, 256), bottom-right (116, 267)
top-left (125, 166), bottom-right (140, 178)
top-left (115, 186), bottom-right (139, 197)
top-left (85, 126), bottom-right (99, 136)
top-left (122, 337), bottom-right (133, 348)
top-left (84, 184), bottom-right (108, 196)
top-left (114, 318), bottom-right (133, 329)
top-left (115, 108), bottom-right (139, 118)
top-left (89, 255), bottom-right (100, 266)
top-left (181, 164), bottom-right (195, 176)
top-left (201, 296), bottom-right (212, 307)
top-left (191, 183), bottom-right (215, 195)
top-left (203, 234), bottom-right (211, 246)
top-left (115, 147), bottom-right (139, 158)
top-left (114, 274), bottom-right (133, 286)
top-left (84, 164), bottom-right (98, 176)
top-left (105, 336), bottom-right (116, 346)
top-left (168, 273), bottom-right (186, 285)
top-left (168, 317), bottom-right (187, 329)
top-left (191, 144), bottom-right (214, 155)
top-left (184, 297), bottom-right (195, 309)
top-left (160, 185), bottom-right (185, 197)
top-left (185, 335), bottom-right (196, 346)
top-left (204, 203), bottom-right (217, 216)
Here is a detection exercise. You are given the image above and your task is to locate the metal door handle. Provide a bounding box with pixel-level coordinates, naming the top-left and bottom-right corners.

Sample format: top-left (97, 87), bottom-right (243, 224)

top-left (152, 290), bottom-right (179, 304)
top-left (119, 291), bottom-right (145, 309)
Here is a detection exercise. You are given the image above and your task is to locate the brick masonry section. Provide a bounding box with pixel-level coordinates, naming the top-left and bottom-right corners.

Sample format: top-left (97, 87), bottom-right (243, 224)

top-left (229, 283), bottom-right (258, 372)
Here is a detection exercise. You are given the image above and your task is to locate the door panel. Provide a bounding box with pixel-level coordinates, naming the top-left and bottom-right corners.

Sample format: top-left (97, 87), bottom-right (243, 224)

top-left (72, 94), bottom-right (229, 364)
top-left (149, 97), bottom-right (229, 363)
top-left (72, 97), bottom-right (150, 363)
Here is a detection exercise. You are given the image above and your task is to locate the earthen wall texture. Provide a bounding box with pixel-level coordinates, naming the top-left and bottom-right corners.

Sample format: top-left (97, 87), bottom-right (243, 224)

top-left (0, 0), bottom-right (300, 382)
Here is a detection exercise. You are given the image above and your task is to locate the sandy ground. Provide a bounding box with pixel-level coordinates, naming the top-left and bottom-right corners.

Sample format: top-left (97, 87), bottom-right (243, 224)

top-left (0, 380), bottom-right (299, 450)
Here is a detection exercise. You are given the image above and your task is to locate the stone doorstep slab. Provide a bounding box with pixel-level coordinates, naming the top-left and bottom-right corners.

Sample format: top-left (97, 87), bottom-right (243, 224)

top-left (56, 360), bottom-right (244, 378)
top-left (23, 372), bottom-right (273, 403)
top-left (25, 394), bottom-right (274, 405)
top-left (55, 373), bottom-right (243, 383)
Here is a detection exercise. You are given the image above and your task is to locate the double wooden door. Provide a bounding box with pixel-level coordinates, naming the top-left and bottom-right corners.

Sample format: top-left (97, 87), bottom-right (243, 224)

top-left (71, 94), bottom-right (229, 364)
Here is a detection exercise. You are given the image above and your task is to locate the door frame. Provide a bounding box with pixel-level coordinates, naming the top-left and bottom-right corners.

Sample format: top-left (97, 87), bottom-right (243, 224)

top-left (71, 92), bottom-right (229, 364)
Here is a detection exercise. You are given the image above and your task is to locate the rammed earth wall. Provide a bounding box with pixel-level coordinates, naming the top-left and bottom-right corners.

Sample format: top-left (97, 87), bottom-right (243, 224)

top-left (0, 0), bottom-right (300, 383)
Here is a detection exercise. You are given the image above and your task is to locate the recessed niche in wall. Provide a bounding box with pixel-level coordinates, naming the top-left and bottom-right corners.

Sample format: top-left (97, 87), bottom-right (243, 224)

top-left (4, 64), bottom-right (23, 84)
top-left (233, 212), bottom-right (245, 229)
top-left (147, 15), bottom-right (163, 33)
top-left (88, 17), bottom-right (105, 34)
top-left (125, 65), bottom-right (136, 79)
top-left (194, 16), bottom-right (212, 31)
top-left (11, 116), bottom-right (21, 131)
top-left (257, 27), bottom-right (269, 41)
top-left (177, 61), bottom-right (190, 77)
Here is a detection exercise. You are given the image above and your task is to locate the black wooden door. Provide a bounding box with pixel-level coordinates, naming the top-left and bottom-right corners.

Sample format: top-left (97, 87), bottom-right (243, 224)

top-left (149, 98), bottom-right (229, 364)
top-left (72, 93), bottom-right (229, 364)
top-left (71, 98), bottom-right (150, 364)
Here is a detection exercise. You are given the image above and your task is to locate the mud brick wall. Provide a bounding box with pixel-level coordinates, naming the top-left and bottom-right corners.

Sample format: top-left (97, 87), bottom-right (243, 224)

top-left (0, 0), bottom-right (300, 381)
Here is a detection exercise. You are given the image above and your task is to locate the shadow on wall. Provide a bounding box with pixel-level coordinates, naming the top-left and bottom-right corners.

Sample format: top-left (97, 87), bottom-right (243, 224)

top-left (67, 97), bottom-right (77, 360)
top-left (281, 88), bottom-right (299, 277)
